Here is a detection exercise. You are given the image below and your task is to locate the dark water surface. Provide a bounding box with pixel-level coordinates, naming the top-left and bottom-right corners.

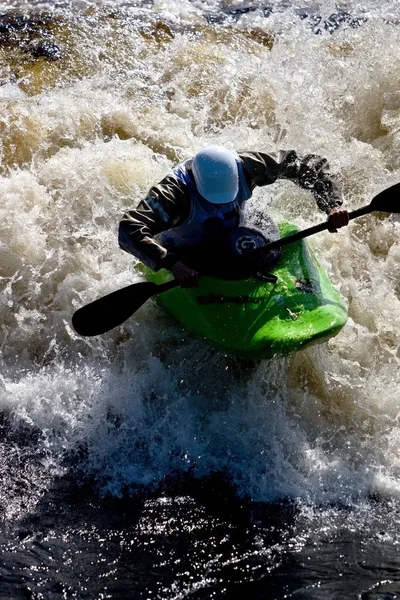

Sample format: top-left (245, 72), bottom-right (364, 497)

top-left (2, 475), bottom-right (400, 599)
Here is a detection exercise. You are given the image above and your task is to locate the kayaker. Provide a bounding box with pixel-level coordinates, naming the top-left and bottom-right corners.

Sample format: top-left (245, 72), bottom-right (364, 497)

top-left (119, 145), bottom-right (349, 287)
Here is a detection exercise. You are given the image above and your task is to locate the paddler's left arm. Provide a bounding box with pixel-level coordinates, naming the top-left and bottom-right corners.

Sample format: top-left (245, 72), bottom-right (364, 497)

top-left (239, 150), bottom-right (349, 232)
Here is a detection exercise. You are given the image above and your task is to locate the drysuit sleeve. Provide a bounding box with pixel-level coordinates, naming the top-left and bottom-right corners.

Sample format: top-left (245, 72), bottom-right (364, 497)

top-left (239, 150), bottom-right (343, 213)
top-left (118, 172), bottom-right (190, 271)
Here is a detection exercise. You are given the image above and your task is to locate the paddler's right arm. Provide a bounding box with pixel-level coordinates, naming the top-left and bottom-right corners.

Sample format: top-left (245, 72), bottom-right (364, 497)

top-left (239, 149), bottom-right (349, 232)
top-left (239, 150), bottom-right (343, 211)
top-left (118, 173), bottom-right (190, 271)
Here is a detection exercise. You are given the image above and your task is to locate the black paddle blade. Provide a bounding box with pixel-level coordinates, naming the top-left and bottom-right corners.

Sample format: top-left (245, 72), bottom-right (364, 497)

top-left (72, 281), bottom-right (158, 336)
top-left (370, 182), bottom-right (400, 213)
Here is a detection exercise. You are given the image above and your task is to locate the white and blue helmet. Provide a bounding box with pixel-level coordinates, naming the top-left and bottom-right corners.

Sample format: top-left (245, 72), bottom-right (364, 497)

top-left (192, 145), bottom-right (239, 204)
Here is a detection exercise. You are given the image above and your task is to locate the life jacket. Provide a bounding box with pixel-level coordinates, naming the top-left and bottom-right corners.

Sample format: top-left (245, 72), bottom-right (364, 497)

top-left (159, 158), bottom-right (252, 250)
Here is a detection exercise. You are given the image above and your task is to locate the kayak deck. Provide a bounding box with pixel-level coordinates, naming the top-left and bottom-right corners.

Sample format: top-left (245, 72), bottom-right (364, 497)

top-left (144, 223), bottom-right (348, 359)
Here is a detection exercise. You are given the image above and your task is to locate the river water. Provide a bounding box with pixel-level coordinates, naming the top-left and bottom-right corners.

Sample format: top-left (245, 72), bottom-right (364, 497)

top-left (0, 0), bottom-right (400, 598)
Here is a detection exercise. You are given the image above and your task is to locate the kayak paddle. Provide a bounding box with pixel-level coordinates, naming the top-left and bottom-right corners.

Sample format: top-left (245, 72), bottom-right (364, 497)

top-left (72, 279), bottom-right (179, 337)
top-left (71, 181), bottom-right (399, 336)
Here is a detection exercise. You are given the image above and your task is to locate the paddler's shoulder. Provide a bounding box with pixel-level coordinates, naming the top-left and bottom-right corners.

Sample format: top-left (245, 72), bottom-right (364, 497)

top-left (237, 150), bottom-right (285, 188)
top-left (147, 166), bottom-right (191, 208)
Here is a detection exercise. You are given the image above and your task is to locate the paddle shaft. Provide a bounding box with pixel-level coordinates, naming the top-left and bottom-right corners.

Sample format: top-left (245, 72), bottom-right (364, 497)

top-left (250, 203), bottom-right (373, 256)
top-left (151, 278), bottom-right (180, 295)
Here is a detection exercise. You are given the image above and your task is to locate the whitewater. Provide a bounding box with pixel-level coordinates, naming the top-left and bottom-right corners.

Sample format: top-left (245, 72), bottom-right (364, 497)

top-left (0, 0), bottom-right (400, 598)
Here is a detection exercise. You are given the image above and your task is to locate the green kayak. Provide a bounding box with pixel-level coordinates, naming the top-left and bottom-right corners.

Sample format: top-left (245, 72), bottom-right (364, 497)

top-left (144, 223), bottom-right (348, 359)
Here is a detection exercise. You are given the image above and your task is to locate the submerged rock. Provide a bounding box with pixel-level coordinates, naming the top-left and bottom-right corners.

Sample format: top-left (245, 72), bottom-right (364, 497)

top-left (205, 3), bottom-right (367, 35)
top-left (0, 12), bottom-right (62, 60)
top-left (31, 41), bottom-right (62, 60)
top-left (299, 10), bottom-right (368, 35)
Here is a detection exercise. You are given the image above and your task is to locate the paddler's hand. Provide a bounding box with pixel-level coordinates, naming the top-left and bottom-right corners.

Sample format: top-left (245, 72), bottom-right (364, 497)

top-left (171, 261), bottom-right (199, 288)
top-left (327, 207), bottom-right (349, 233)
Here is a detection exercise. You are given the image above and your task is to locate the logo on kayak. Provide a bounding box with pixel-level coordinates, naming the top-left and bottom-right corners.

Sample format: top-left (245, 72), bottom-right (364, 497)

top-left (235, 234), bottom-right (259, 254)
top-left (197, 294), bottom-right (266, 305)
